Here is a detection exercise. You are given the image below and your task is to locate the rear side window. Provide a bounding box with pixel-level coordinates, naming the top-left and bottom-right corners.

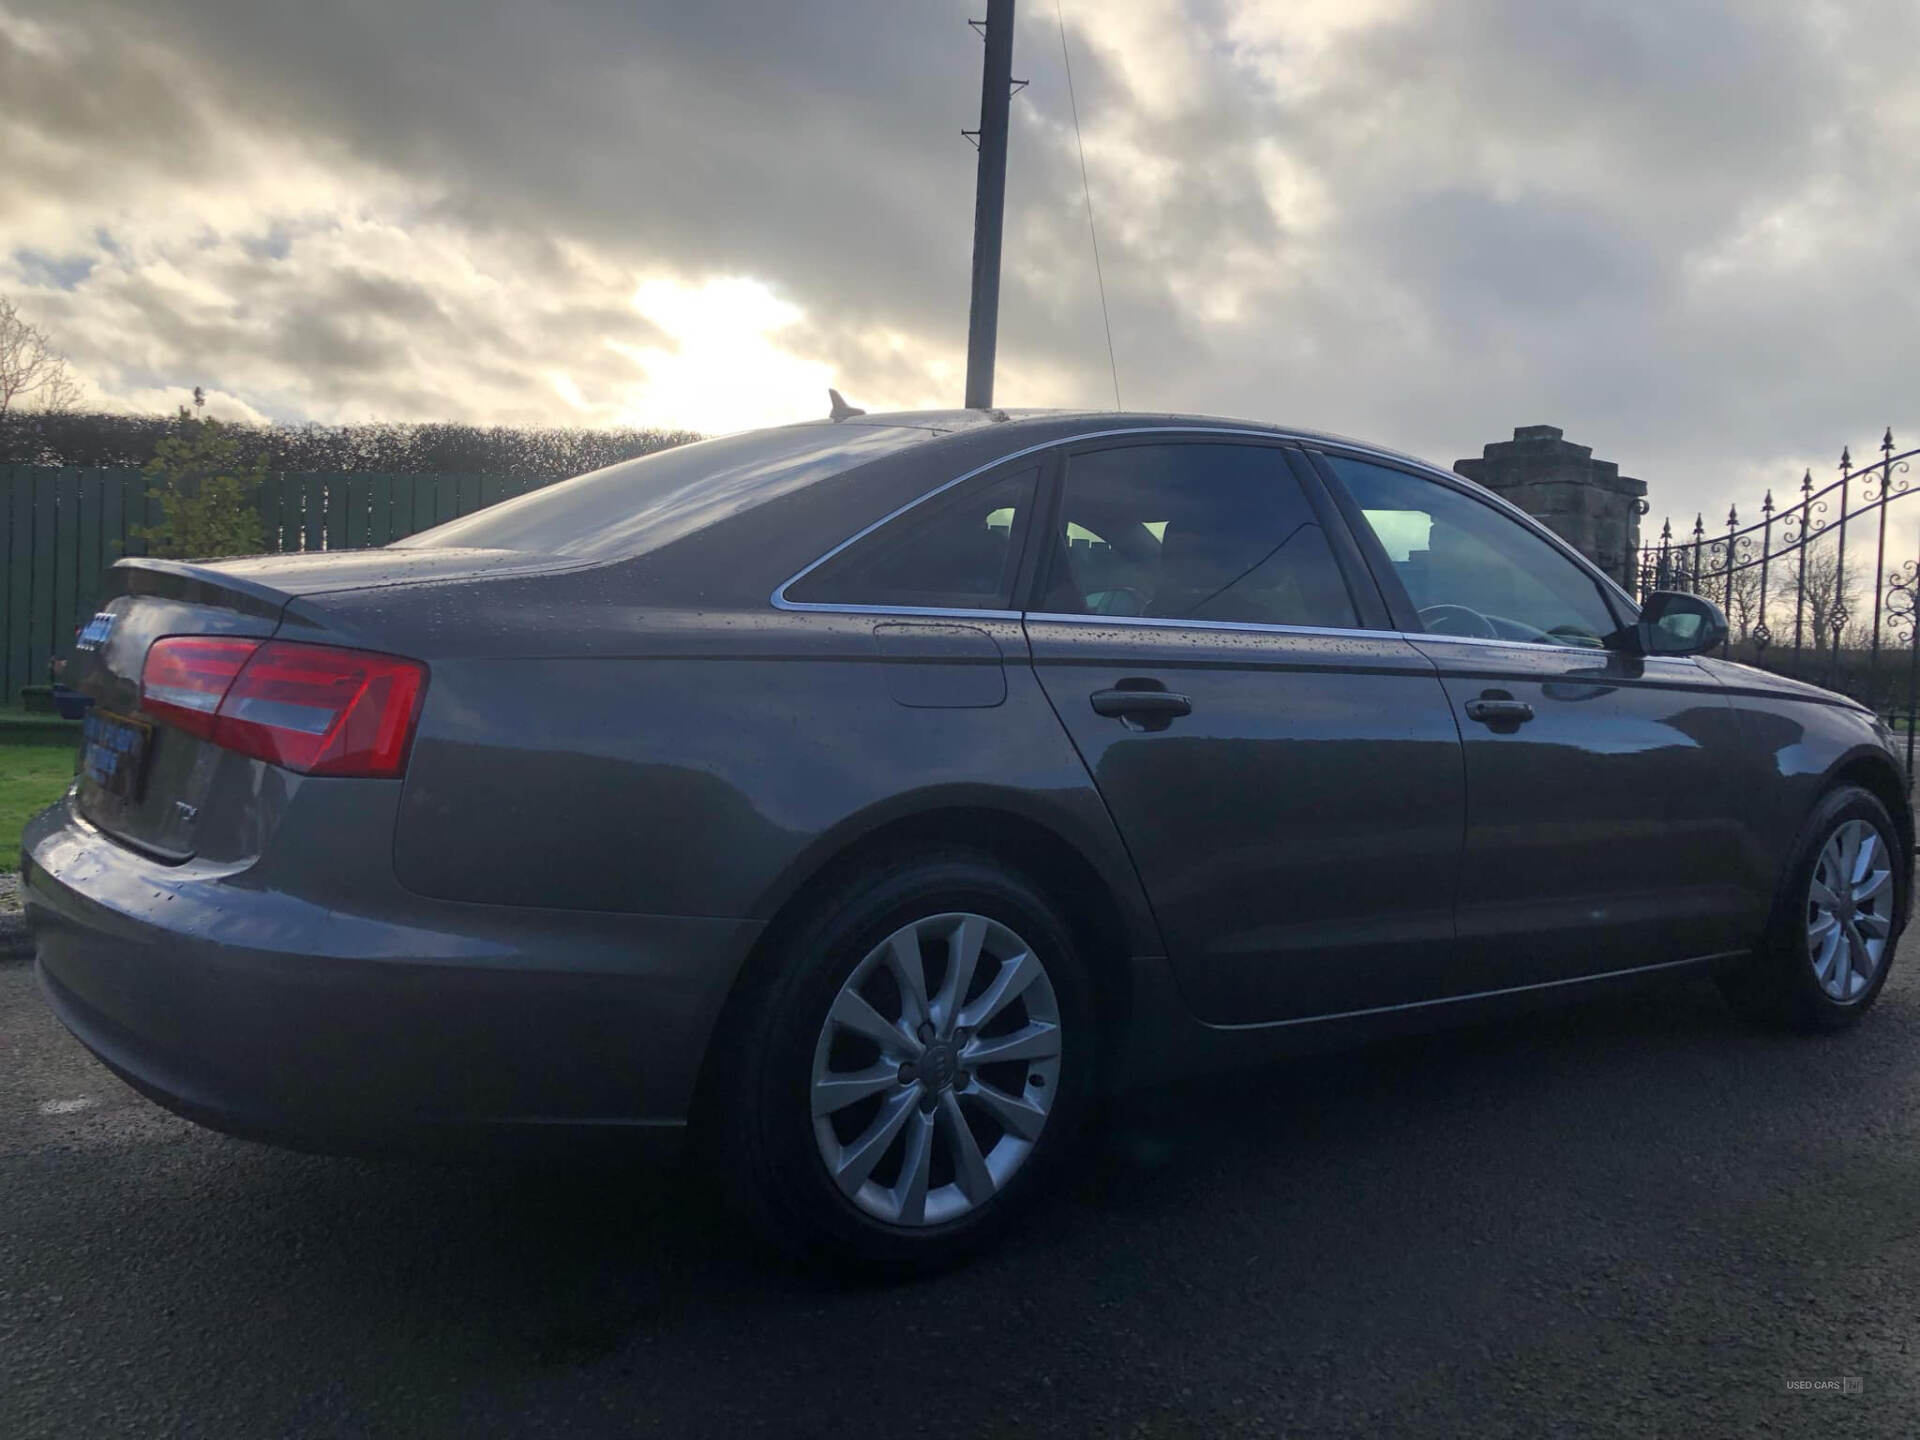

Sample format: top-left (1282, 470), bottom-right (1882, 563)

top-left (1039, 442), bottom-right (1359, 629)
top-left (783, 465), bottom-right (1039, 610)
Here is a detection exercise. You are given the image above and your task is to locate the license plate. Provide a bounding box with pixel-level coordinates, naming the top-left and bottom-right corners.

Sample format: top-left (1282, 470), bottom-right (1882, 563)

top-left (81, 710), bottom-right (152, 802)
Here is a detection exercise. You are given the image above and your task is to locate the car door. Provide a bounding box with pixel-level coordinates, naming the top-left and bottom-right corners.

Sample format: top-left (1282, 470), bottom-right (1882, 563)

top-left (1314, 450), bottom-right (1750, 992)
top-left (1023, 435), bottom-right (1467, 1025)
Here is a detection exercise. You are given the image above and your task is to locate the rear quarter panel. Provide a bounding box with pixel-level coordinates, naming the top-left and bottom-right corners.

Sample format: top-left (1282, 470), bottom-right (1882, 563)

top-left (380, 607), bottom-right (1160, 949)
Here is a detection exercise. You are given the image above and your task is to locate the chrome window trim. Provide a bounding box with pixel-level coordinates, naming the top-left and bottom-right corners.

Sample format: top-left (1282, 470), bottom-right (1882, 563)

top-left (1404, 630), bottom-right (1706, 670)
top-left (1024, 611), bottom-right (1390, 642)
top-left (769, 425), bottom-right (1311, 614)
top-left (779, 602), bottom-right (1023, 622)
top-left (1404, 630), bottom-right (1616, 657)
top-left (765, 596), bottom-right (1696, 661)
top-left (1032, 612), bottom-right (1684, 659)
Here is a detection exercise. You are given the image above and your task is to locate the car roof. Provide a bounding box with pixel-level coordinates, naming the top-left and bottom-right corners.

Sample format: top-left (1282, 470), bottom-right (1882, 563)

top-left (814, 407), bottom-right (1446, 477)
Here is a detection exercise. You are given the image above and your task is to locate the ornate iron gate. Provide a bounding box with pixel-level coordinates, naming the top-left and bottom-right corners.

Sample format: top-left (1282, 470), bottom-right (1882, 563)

top-left (1637, 429), bottom-right (1920, 775)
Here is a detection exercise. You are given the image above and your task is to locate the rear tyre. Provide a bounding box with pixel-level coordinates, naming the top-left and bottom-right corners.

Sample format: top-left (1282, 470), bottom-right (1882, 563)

top-left (714, 852), bottom-right (1095, 1274)
top-left (1717, 785), bottom-right (1906, 1032)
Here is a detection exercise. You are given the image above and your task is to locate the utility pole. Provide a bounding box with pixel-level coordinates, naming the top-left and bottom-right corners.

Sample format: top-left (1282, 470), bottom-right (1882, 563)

top-left (963, 0), bottom-right (1016, 410)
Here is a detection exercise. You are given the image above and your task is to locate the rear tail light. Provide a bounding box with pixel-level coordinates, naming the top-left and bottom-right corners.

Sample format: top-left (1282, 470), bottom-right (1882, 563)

top-left (141, 637), bottom-right (427, 778)
top-left (139, 637), bottom-right (257, 740)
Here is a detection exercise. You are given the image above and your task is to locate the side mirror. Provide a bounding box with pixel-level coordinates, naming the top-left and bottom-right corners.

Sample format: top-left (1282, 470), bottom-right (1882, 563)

top-left (1615, 590), bottom-right (1728, 657)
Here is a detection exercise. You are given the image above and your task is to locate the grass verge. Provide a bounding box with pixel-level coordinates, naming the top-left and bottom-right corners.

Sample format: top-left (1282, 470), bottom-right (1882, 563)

top-left (2, 741), bottom-right (77, 872)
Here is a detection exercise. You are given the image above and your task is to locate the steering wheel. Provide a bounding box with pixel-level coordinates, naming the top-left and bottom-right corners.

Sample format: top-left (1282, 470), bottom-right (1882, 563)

top-left (1087, 587), bottom-right (1145, 617)
top-left (1543, 623), bottom-right (1606, 649)
top-left (1417, 603), bottom-right (1497, 639)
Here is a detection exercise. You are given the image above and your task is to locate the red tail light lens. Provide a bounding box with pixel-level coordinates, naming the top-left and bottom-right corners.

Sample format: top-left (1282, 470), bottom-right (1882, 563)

top-left (142, 637), bottom-right (427, 778)
top-left (139, 637), bottom-right (258, 740)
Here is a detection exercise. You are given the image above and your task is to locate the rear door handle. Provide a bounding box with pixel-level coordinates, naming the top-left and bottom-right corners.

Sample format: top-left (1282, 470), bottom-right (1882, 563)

top-left (1090, 688), bottom-right (1192, 729)
top-left (1464, 697), bottom-right (1535, 726)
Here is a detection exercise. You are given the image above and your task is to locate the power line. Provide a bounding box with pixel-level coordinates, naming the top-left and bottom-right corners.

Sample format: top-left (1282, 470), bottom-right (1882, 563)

top-left (1055, 0), bottom-right (1120, 410)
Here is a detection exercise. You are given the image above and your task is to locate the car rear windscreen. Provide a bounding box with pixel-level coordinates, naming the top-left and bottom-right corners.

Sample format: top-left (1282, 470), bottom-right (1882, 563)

top-left (393, 424), bottom-right (935, 559)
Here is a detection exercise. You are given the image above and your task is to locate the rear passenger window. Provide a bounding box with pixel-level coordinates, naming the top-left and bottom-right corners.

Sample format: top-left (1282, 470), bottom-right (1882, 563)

top-left (1040, 443), bottom-right (1359, 629)
top-left (784, 465), bottom-right (1037, 610)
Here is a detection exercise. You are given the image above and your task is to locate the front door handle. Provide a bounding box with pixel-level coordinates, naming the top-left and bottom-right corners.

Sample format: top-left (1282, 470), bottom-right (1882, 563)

top-left (1090, 687), bottom-right (1192, 730)
top-left (1464, 695), bottom-right (1535, 727)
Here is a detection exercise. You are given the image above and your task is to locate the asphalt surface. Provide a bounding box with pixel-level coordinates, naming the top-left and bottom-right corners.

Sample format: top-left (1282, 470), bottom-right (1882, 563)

top-left (5, 942), bottom-right (1919, 1439)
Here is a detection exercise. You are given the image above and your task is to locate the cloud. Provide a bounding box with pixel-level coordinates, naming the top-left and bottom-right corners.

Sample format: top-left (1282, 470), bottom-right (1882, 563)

top-left (1, 0), bottom-right (1918, 542)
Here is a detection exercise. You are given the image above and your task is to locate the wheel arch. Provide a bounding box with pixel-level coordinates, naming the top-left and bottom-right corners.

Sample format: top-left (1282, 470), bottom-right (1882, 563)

top-left (691, 794), bottom-right (1161, 1132)
top-left (752, 785), bottom-right (1160, 951)
top-left (1826, 748), bottom-right (1914, 858)
top-left (1798, 748), bottom-right (1916, 939)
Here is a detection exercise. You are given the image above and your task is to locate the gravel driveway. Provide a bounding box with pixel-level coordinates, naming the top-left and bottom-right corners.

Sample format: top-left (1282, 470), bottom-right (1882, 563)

top-left (3, 937), bottom-right (1917, 1438)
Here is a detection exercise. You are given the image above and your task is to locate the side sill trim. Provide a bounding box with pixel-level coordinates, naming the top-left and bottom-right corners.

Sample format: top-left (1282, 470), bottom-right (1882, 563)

top-left (1200, 951), bottom-right (1742, 1034)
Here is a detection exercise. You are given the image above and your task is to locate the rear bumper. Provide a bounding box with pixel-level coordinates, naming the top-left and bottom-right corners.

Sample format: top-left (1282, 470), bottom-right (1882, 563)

top-left (22, 793), bottom-right (760, 1152)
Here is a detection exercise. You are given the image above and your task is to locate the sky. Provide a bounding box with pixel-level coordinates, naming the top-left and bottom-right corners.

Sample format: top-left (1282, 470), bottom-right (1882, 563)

top-left (3, 0), bottom-right (1919, 544)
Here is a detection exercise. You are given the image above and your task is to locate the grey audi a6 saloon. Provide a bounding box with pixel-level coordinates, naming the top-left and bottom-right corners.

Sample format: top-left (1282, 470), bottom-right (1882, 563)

top-left (23, 408), bottom-right (1913, 1269)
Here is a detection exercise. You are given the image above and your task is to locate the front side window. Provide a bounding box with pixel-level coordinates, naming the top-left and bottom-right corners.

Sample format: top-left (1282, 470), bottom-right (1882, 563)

top-left (1040, 442), bottom-right (1359, 629)
top-left (1325, 456), bottom-right (1619, 648)
top-left (783, 465), bottom-right (1037, 610)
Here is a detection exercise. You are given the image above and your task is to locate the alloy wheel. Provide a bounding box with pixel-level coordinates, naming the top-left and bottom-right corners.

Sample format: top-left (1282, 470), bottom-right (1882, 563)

top-left (1807, 818), bottom-right (1895, 1002)
top-left (809, 911), bottom-right (1062, 1227)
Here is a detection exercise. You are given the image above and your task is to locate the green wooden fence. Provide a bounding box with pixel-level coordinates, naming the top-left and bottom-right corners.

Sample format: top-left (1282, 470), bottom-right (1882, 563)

top-left (1, 466), bottom-right (561, 706)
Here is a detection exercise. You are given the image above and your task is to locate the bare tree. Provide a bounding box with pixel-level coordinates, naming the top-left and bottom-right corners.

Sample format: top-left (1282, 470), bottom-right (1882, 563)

top-left (1776, 550), bottom-right (1865, 646)
top-left (1719, 564), bottom-right (1764, 643)
top-left (0, 295), bottom-right (81, 415)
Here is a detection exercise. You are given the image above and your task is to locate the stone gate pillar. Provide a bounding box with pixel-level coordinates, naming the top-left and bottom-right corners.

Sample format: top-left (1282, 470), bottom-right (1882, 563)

top-left (1454, 425), bottom-right (1647, 591)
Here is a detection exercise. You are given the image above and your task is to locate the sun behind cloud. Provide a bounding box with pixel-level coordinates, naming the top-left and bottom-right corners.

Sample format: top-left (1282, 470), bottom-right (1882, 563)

top-left (615, 276), bottom-right (836, 436)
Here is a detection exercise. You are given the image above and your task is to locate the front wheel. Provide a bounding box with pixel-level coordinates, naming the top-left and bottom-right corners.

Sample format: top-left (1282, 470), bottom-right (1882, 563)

top-left (1718, 785), bottom-right (1906, 1031)
top-left (713, 853), bottom-right (1095, 1273)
